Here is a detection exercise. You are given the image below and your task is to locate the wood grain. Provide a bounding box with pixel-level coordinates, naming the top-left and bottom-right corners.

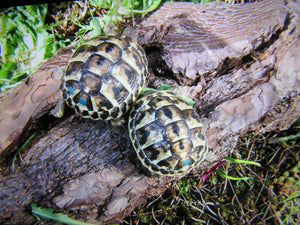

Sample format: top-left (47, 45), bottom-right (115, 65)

top-left (0, 46), bottom-right (73, 158)
top-left (0, 0), bottom-right (299, 224)
top-left (138, 0), bottom-right (287, 81)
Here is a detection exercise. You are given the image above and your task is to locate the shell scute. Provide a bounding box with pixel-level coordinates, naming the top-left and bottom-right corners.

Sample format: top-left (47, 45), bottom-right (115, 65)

top-left (83, 54), bottom-right (112, 74)
top-left (96, 42), bottom-right (122, 61)
top-left (136, 122), bottom-right (163, 147)
top-left (65, 61), bottom-right (83, 77)
top-left (155, 105), bottom-right (182, 126)
top-left (81, 73), bottom-right (102, 92)
top-left (165, 121), bottom-right (189, 143)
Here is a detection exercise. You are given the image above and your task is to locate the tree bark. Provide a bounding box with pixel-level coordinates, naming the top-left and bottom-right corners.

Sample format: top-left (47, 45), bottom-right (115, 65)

top-left (0, 0), bottom-right (299, 224)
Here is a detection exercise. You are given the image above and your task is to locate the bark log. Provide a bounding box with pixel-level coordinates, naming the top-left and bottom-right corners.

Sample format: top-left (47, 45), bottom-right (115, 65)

top-left (0, 0), bottom-right (299, 224)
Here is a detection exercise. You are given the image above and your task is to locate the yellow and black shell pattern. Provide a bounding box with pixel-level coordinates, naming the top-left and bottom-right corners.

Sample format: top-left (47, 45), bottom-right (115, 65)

top-left (61, 35), bottom-right (148, 120)
top-left (128, 90), bottom-right (208, 176)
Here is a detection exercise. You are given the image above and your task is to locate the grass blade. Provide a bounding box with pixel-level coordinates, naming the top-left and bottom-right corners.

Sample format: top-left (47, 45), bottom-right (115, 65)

top-left (216, 169), bottom-right (249, 181)
top-left (225, 156), bottom-right (261, 167)
top-left (31, 204), bottom-right (96, 225)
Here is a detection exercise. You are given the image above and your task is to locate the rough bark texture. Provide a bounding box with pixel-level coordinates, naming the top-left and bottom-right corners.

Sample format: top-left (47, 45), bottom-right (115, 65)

top-left (0, 0), bottom-right (299, 224)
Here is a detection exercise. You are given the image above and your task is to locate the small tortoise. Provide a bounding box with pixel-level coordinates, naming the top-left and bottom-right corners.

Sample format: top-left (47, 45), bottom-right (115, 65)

top-left (52, 35), bottom-right (148, 120)
top-left (128, 90), bottom-right (208, 176)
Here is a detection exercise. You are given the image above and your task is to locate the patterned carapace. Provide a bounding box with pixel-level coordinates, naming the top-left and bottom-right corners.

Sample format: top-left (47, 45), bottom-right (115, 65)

top-left (128, 90), bottom-right (208, 176)
top-left (60, 35), bottom-right (147, 120)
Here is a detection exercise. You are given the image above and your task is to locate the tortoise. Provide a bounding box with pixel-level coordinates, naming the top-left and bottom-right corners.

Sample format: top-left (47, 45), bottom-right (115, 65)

top-left (51, 35), bottom-right (148, 120)
top-left (128, 90), bottom-right (208, 176)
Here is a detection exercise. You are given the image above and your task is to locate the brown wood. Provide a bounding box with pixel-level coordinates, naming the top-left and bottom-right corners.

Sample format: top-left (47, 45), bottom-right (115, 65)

top-left (0, 0), bottom-right (299, 224)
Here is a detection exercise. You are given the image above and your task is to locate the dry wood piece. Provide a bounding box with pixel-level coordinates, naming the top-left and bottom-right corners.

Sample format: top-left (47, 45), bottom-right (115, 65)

top-left (0, 0), bottom-right (299, 224)
top-left (0, 46), bottom-right (73, 158)
top-left (138, 0), bottom-right (287, 82)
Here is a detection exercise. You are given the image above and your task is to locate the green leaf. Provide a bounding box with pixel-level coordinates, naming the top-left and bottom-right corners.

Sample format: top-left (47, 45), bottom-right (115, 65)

top-left (89, 17), bottom-right (103, 38)
top-left (181, 96), bottom-right (196, 105)
top-left (0, 61), bottom-right (17, 79)
top-left (0, 4), bottom-right (53, 92)
top-left (131, 0), bottom-right (162, 14)
top-left (181, 178), bottom-right (190, 200)
top-left (89, 0), bottom-right (112, 8)
top-left (140, 87), bottom-right (157, 95)
top-left (140, 83), bottom-right (174, 96)
top-left (158, 83), bottom-right (173, 90)
top-left (31, 204), bottom-right (96, 225)
top-left (0, 14), bottom-right (8, 37)
top-left (43, 35), bottom-right (56, 59)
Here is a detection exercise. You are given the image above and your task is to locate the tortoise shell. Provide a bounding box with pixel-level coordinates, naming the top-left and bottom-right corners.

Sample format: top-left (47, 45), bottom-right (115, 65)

top-left (128, 90), bottom-right (208, 176)
top-left (60, 35), bottom-right (148, 120)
